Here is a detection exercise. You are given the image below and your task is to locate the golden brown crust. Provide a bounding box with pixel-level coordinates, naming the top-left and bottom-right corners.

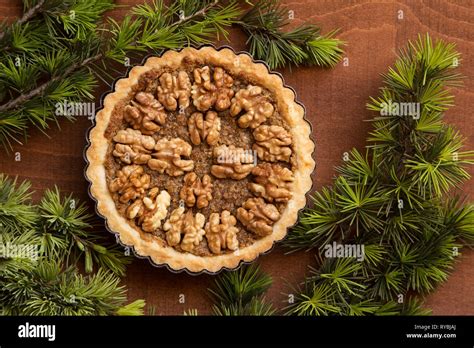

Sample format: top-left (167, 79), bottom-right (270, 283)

top-left (85, 46), bottom-right (315, 273)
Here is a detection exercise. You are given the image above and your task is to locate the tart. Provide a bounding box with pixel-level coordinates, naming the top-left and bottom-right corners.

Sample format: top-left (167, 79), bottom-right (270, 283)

top-left (85, 46), bottom-right (315, 273)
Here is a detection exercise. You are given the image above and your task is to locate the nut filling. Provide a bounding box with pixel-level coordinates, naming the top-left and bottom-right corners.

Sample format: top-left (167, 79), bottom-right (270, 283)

top-left (104, 63), bottom-right (297, 257)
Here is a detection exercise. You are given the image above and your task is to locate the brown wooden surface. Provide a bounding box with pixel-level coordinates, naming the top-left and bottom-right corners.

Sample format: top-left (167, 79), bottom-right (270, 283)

top-left (1, 0), bottom-right (473, 315)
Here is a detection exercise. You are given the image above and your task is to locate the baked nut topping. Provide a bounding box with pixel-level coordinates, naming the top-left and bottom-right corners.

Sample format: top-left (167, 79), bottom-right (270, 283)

top-left (86, 47), bottom-right (315, 272)
top-left (180, 211), bottom-right (206, 252)
top-left (126, 186), bottom-right (158, 220)
top-left (236, 198), bottom-right (280, 237)
top-left (253, 125), bottom-right (292, 162)
top-left (180, 172), bottom-right (213, 209)
top-left (112, 128), bottom-right (155, 165)
top-left (191, 66), bottom-right (234, 112)
top-left (109, 165), bottom-right (150, 203)
top-left (141, 190), bottom-right (171, 232)
top-left (124, 92), bottom-right (166, 135)
top-left (157, 71), bottom-right (191, 111)
top-left (249, 163), bottom-right (294, 203)
top-left (163, 206), bottom-right (186, 247)
top-left (147, 138), bottom-right (194, 176)
top-left (163, 208), bottom-right (206, 252)
top-left (205, 210), bottom-right (239, 254)
top-left (211, 145), bottom-right (255, 180)
top-left (230, 85), bottom-right (274, 129)
top-left (188, 111), bottom-right (221, 146)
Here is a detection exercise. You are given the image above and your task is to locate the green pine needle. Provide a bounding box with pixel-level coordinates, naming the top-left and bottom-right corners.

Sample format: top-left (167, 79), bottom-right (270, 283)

top-left (209, 264), bottom-right (275, 316)
top-left (239, 0), bottom-right (344, 69)
top-left (285, 34), bottom-right (473, 315)
top-left (0, 174), bottom-right (140, 315)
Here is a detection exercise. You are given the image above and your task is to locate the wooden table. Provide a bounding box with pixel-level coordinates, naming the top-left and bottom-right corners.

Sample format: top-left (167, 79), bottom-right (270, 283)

top-left (1, 0), bottom-right (473, 315)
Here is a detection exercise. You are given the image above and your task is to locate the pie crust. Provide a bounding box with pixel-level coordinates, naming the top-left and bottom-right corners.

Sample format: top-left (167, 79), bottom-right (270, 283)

top-left (85, 46), bottom-right (315, 273)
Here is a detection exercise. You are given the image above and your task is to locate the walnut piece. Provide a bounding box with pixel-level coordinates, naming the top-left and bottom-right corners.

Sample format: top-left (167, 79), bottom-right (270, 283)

top-left (109, 165), bottom-right (150, 203)
top-left (211, 145), bottom-right (255, 180)
top-left (249, 163), bottom-right (294, 203)
top-left (124, 92), bottom-right (166, 135)
top-left (148, 138), bottom-right (194, 176)
top-left (230, 85), bottom-right (274, 129)
top-left (163, 209), bottom-right (206, 252)
top-left (180, 173), bottom-right (213, 209)
top-left (205, 210), bottom-right (239, 254)
top-left (163, 206), bottom-right (185, 247)
top-left (112, 128), bottom-right (156, 164)
top-left (236, 197), bottom-right (280, 237)
top-left (191, 66), bottom-right (234, 112)
top-left (126, 187), bottom-right (159, 220)
top-left (125, 188), bottom-right (171, 232)
top-left (141, 190), bottom-right (171, 232)
top-left (253, 125), bottom-right (292, 162)
top-left (157, 71), bottom-right (191, 111)
top-left (181, 211), bottom-right (206, 252)
top-left (188, 111), bottom-right (221, 146)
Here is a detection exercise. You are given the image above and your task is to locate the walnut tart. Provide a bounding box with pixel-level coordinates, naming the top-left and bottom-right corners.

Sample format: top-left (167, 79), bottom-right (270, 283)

top-left (85, 46), bottom-right (315, 273)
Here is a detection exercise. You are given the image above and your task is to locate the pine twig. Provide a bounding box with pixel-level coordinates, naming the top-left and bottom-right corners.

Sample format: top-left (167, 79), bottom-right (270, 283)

top-left (284, 34), bottom-right (473, 315)
top-left (237, 0), bottom-right (344, 69)
top-left (0, 0), bottom-right (239, 113)
top-left (0, 0), bottom-right (45, 41)
top-left (171, 0), bottom-right (219, 27)
top-left (0, 53), bottom-right (102, 112)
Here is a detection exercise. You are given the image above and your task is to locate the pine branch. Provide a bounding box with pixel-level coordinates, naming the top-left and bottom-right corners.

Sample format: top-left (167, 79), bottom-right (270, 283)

top-left (284, 34), bottom-right (473, 316)
top-left (0, 174), bottom-right (141, 315)
top-left (0, 0), bottom-right (45, 42)
top-left (0, 174), bottom-right (37, 231)
top-left (0, 53), bottom-right (102, 113)
top-left (0, 0), bottom-right (244, 151)
top-left (172, 0), bottom-right (220, 27)
top-left (37, 186), bottom-right (131, 276)
top-left (238, 0), bottom-right (344, 69)
top-left (0, 260), bottom-right (143, 315)
top-left (209, 264), bottom-right (276, 316)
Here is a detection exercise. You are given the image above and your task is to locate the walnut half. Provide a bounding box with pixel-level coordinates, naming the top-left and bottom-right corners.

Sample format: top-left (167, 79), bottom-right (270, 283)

top-left (124, 92), bottom-right (166, 135)
top-left (249, 163), bottom-right (294, 203)
top-left (180, 173), bottom-right (213, 209)
top-left (191, 66), bottom-right (234, 112)
top-left (157, 71), bottom-right (191, 111)
top-left (236, 197), bottom-right (280, 237)
top-left (148, 138), bottom-right (194, 176)
top-left (112, 128), bottom-right (155, 165)
top-left (211, 145), bottom-right (255, 180)
top-left (253, 125), bottom-right (292, 162)
top-left (230, 85), bottom-right (274, 129)
top-left (109, 165), bottom-right (150, 203)
top-left (163, 208), bottom-right (206, 252)
top-left (205, 210), bottom-right (239, 254)
top-left (141, 190), bottom-right (171, 232)
top-left (188, 111), bottom-right (221, 146)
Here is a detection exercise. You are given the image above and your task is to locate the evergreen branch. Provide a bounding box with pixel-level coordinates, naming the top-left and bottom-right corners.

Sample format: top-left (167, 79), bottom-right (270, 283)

top-left (0, 53), bottom-right (102, 112)
top-left (238, 0), bottom-right (344, 69)
top-left (0, 0), bottom-right (45, 42)
top-left (0, 260), bottom-right (139, 315)
top-left (0, 174), bottom-right (37, 231)
top-left (172, 0), bottom-right (220, 27)
top-left (285, 34), bottom-right (472, 316)
top-left (0, 174), bottom-right (141, 315)
top-left (37, 186), bottom-right (131, 276)
top-left (209, 264), bottom-right (276, 316)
